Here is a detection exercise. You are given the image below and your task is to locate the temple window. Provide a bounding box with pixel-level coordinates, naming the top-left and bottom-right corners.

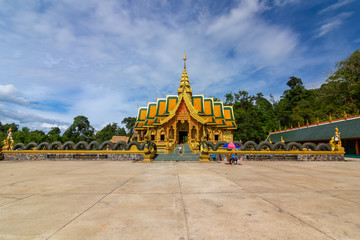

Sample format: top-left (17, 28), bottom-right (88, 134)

top-left (151, 135), bottom-right (155, 141)
top-left (215, 135), bottom-right (219, 141)
top-left (161, 134), bottom-right (165, 141)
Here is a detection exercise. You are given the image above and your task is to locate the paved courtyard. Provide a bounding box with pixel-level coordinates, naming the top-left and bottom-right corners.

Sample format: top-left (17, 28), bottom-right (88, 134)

top-left (0, 160), bottom-right (359, 240)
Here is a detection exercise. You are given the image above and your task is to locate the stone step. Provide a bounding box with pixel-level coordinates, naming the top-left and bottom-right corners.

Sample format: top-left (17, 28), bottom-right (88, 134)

top-left (154, 154), bottom-right (199, 161)
top-left (154, 144), bottom-right (199, 161)
top-left (156, 144), bottom-right (166, 154)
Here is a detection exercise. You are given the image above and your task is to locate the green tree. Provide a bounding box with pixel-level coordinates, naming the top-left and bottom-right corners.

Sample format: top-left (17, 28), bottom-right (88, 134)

top-left (318, 49), bottom-right (360, 116)
top-left (63, 116), bottom-right (95, 142)
top-left (121, 117), bottom-right (136, 137)
top-left (275, 76), bottom-right (316, 128)
top-left (22, 127), bottom-right (30, 133)
top-left (95, 123), bottom-right (127, 143)
top-left (224, 91), bottom-right (277, 142)
top-left (47, 127), bottom-right (62, 142)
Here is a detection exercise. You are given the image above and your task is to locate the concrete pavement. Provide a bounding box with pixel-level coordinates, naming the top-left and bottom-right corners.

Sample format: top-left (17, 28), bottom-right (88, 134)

top-left (0, 160), bottom-right (359, 239)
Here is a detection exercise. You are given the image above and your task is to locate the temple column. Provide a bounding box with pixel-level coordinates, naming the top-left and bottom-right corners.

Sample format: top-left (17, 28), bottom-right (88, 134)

top-left (189, 123), bottom-right (192, 140)
top-left (174, 123), bottom-right (178, 144)
top-left (197, 125), bottom-right (200, 141)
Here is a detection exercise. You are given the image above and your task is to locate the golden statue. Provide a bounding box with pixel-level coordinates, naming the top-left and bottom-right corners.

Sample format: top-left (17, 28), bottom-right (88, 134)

top-left (2, 128), bottom-right (14, 151)
top-left (330, 127), bottom-right (343, 151)
top-left (334, 127), bottom-right (341, 147)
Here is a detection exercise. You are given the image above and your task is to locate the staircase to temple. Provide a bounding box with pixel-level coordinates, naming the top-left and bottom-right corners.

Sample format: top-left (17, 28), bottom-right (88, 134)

top-left (156, 144), bottom-right (166, 154)
top-left (154, 144), bottom-right (200, 161)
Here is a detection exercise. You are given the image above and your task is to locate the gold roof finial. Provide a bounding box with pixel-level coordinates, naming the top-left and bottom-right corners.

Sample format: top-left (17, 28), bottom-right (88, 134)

top-left (183, 52), bottom-right (186, 70)
top-left (178, 52), bottom-right (192, 97)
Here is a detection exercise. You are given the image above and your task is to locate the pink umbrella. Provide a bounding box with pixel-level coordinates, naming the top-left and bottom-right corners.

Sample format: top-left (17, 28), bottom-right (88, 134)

top-left (222, 142), bottom-right (240, 149)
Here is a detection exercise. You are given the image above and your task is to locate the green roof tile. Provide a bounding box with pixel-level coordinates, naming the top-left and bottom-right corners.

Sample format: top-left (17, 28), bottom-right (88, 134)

top-left (269, 117), bottom-right (360, 142)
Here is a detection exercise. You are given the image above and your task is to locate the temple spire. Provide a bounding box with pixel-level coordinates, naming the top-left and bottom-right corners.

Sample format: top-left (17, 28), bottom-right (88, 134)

top-left (178, 52), bottom-right (192, 97)
top-left (183, 52), bottom-right (186, 70)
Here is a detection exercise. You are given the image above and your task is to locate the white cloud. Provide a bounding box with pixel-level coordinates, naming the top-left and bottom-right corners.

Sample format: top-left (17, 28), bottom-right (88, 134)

top-left (41, 123), bottom-right (68, 131)
top-left (206, 0), bottom-right (298, 63)
top-left (272, 0), bottom-right (299, 7)
top-left (316, 12), bottom-right (353, 37)
top-left (0, 84), bottom-right (29, 105)
top-left (0, 103), bottom-right (68, 126)
top-left (319, 0), bottom-right (354, 14)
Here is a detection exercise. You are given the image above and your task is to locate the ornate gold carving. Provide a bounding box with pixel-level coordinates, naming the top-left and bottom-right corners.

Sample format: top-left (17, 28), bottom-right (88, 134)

top-left (223, 130), bottom-right (232, 142)
top-left (189, 139), bottom-right (199, 151)
top-left (165, 139), bottom-right (176, 152)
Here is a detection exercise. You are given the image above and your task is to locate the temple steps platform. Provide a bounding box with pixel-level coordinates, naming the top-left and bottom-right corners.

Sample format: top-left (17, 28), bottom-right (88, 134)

top-left (154, 144), bottom-right (200, 161)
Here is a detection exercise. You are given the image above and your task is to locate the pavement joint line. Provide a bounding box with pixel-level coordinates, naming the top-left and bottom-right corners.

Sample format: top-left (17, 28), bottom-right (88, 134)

top-left (255, 194), bottom-right (337, 240)
top-left (315, 190), bottom-right (360, 205)
top-left (212, 163), bottom-right (360, 211)
top-left (176, 164), bottom-right (191, 240)
top-left (0, 179), bottom-right (35, 187)
top-left (260, 164), bottom-right (360, 180)
top-left (250, 165), bottom-right (360, 205)
top-left (46, 164), bottom-right (151, 240)
top-left (0, 189), bottom-right (51, 209)
top-left (206, 164), bottom-right (337, 240)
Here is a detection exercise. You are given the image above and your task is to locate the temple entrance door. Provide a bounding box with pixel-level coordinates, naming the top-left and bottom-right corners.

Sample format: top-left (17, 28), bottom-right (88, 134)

top-left (179, 131), bottom-right (188, 144)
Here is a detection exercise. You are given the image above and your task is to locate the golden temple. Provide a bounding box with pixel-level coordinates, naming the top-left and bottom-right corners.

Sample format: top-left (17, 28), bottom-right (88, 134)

top-left (134, 54), bottom-right (236, 148)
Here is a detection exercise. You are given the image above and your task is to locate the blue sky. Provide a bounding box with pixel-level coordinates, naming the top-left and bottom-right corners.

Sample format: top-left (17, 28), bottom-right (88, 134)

top-left (0, 0), bottom-right (359, 132)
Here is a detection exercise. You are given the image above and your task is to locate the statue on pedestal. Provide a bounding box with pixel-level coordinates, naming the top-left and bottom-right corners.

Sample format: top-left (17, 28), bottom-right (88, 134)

top-left (2, 128), bottom-right (14, 151)
top-left (330, 127), bottom-right (343, 151)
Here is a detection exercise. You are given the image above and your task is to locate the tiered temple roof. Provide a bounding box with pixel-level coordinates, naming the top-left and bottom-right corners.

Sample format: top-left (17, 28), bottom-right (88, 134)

top-left (134, 54), bottom-right (236, 131)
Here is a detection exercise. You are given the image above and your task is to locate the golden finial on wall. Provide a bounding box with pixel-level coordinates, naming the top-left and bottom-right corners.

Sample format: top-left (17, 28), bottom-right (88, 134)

top-left (298, 122), bottom-right (300, 127)
top-left (329, 114), bottom-right (332, 122)
top-left (344, 111), bottom-right (348, 119)
top-left (316, 117), bottom-right (319, 125)
top-left (306, 120), bottom-right (309, 126)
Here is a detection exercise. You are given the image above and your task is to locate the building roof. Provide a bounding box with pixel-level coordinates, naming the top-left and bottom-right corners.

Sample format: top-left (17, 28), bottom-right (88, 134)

top-left (134, 56), bottom-right (237, 130)
top-left (110, 136), bottom-right (129, 143)
top-left (268, 116), bottom-right (360, 142)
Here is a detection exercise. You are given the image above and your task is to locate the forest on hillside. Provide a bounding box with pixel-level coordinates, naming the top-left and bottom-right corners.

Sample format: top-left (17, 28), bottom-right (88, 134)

top-left (1, 50), bottom-right (359, 145)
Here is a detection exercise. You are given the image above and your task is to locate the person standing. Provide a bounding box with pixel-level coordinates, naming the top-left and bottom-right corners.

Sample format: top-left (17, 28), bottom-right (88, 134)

top-left (233, 153), bottom-right (238, 165)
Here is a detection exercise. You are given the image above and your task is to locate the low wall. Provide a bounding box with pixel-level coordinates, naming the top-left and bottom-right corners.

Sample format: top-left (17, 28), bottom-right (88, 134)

top-left (211, 150), bottom-right (345, 161)
top-left (1, 151), bottom-right (144, 161)
top-left (241, 154), bottom-right (344, 161)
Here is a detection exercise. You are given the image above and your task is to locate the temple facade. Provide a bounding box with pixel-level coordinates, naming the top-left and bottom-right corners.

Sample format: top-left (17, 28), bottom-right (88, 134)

top-left (134, 54), bottom-right (236, 146)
